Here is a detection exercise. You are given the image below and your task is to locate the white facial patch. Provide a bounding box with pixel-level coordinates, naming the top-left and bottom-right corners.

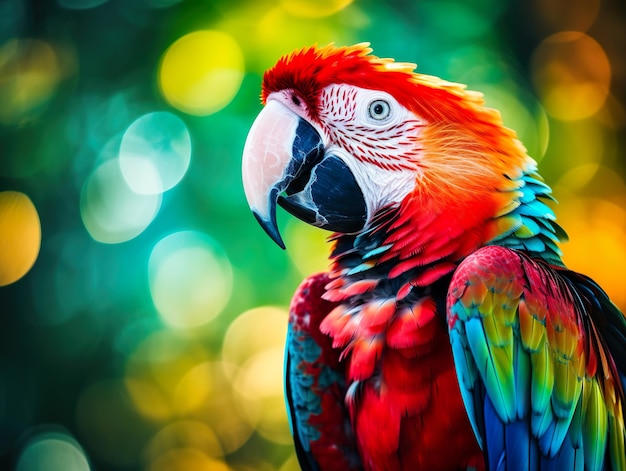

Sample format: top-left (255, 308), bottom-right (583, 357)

top-left (317, 84), bottom-right (427, 224)
top-left (324, 144), bottom-right (417, 221)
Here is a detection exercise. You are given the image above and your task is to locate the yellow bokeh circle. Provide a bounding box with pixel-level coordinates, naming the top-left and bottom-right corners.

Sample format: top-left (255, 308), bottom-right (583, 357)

top-left (158, 30), bottom-right (244, 116)
top-left (145, 421), bottom-right (224, 467)
top-left (148, 231), bottom-right (233, 329)
top-left (0, 39), bottom-right (61, 125)
top-left (559, 197), bottom-right (626, 309)
top-left (148, 448), bottom-right (230, 471)
top-left (284, 217), bottom-right (332, 277)
top-left (0, 191), bottom-right (41, 286)
top-left (531, 31), bottom-right (611, 121)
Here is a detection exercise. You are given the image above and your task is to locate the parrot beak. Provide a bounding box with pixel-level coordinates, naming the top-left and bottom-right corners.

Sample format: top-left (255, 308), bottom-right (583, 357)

top-left (242, 99), bottom-right (367, 248)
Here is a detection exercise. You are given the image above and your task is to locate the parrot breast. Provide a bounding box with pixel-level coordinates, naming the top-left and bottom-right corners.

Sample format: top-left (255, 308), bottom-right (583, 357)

top-left (318, 213), bottom-right (485, 470)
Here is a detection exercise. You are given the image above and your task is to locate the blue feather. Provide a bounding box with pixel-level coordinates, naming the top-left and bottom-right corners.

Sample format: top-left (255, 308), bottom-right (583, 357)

top-left (484, 395), bottom-right (506, 471)
top-left (505, 419), bottom-right (532, 470)
top-left (362, 244), bottom-right (392, 260)
top-left (285, 326), bottom-right (323, 455)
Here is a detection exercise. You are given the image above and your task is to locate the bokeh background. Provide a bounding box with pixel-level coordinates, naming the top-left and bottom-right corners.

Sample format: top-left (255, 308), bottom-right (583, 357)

top-left (0, 0), bottom-right (625, 469)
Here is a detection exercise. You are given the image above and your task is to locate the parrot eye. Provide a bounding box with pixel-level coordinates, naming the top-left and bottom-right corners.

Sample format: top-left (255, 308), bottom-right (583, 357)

top-left (368, 99), bottom-right (391, 121)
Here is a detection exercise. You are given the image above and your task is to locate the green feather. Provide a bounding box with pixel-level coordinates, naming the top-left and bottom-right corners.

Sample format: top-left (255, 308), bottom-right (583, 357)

top-left (513, 337), bottom-right (531, 419)
top-left (552, 355), bottom-right (582, 419)
top-left (583, 380), bottom-right (608, 471)
top-left (608, 414), bottom-right (626, 471)
top-left (514, 217), bottom-right (541, 238)
top-left (465, 316), bottom-right (517, 422)
top-left (530, 343), bottom-right (554, 417)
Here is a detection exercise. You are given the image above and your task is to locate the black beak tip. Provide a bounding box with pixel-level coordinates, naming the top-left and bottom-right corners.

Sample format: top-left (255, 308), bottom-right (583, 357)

top-left (252, 210), bottom-right (286, 250)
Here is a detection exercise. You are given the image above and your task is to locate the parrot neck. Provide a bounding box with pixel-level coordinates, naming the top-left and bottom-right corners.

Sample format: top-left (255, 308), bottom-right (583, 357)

top-left (320, 170), bottom-right (565, 382)
top-left (325, 169), bottom-right (565, 303)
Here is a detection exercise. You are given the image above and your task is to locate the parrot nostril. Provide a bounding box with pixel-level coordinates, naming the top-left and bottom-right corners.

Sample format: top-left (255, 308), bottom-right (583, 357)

top-left (291, 94), bottom-right (301, 106)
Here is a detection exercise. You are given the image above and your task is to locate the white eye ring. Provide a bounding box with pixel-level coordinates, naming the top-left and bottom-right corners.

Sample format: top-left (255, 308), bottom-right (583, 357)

top-left (368, 99), bottom-right (391, 121)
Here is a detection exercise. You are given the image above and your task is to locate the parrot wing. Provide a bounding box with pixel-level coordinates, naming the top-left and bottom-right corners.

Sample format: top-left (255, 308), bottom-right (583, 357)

top-left (285, 272), bottom-right (363, 471)
top-left (447, 245), bottom-right (626, 470)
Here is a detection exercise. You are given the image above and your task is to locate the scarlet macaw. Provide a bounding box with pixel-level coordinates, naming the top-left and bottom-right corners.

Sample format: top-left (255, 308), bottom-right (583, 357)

top-left (241, 43), bottom-right (626, 470)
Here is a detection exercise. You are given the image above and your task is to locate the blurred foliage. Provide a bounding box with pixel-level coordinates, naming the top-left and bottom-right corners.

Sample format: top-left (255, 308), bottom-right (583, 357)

top-left (0, 0), bottom-right (625, 470)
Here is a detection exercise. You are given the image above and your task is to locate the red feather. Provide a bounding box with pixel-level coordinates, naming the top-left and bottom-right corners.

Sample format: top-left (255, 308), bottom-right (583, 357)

top-left (262, 43), bottom-right (502, 131)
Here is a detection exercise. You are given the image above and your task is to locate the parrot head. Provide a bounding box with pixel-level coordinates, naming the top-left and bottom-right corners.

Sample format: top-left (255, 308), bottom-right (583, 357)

top-left (242, 43), bottom-right (536, 257)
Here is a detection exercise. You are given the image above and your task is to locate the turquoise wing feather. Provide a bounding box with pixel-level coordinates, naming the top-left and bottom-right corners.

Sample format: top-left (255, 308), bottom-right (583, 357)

top-left (447, 245), bottom-right (626, 470)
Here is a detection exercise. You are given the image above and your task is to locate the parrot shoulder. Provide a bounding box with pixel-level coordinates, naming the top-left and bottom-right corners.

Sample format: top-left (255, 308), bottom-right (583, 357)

top-left (286, 272), bottom-right (362, 471)
top-left (447, 245), bottom-right (626, 470)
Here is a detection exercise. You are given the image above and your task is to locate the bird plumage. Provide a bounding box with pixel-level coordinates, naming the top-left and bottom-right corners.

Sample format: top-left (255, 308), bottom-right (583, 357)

top-left (241, 43), bottom-right (626, 470)
top-left (448, 246), bottom-right (626, 470)
top-left (286, 273), bottom-right (361, 471)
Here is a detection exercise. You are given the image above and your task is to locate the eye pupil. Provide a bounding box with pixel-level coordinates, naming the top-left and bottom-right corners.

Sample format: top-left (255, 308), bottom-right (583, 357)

top-left (374, 103), bottom-right (383, 115)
